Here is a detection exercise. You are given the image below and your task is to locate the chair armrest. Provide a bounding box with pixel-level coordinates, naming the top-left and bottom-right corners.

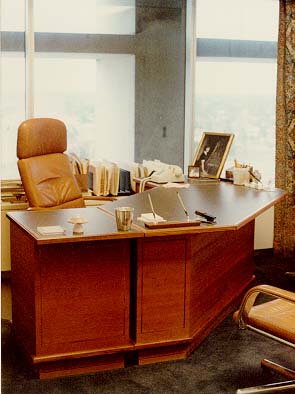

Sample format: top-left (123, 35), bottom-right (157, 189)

top-left (235, 285), bottom-right (295, 329)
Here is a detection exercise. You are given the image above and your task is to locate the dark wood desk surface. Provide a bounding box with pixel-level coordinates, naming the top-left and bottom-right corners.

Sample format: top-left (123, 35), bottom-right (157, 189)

top-left (100, 182), bottom-right (286, 233)
top-left (7, 183), bottom-right (286, 242)
top-left (7, 207), bottom-right (144, 245)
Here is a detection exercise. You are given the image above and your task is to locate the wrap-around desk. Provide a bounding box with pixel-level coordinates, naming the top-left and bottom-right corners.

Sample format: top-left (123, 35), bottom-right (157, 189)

top-left (7, 182), bottom-right (285, 378)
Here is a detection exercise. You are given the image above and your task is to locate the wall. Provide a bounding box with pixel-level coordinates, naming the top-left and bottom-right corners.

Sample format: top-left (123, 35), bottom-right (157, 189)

top-left (254, 207), bottom-right (274, 250)
top-left (135, 1), bottom-right (186, 167)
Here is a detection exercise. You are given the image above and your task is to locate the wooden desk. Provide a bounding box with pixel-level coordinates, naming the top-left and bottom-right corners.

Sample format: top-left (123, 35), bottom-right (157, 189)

top-left (7, 184), bottom-right (285, 378)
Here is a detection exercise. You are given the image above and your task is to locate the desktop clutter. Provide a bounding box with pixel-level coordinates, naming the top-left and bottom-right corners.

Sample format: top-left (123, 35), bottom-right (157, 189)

top-left (35, 153), bottom-right (277, 236)
top-left (64, 153), bottom-right (275, 234)
top-left (65, 154), bottom-right (216, 233)
top-left (68, 154), bottom-right (186, 197)
top-left (226, 160), bottom-right (274, 191)
top-left (137, 191), bottom-right (216, 230)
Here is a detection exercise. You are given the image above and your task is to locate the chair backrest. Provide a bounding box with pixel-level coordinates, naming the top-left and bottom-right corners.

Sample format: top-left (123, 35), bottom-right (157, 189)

top-left (17, 118), bottom-right (85, 209)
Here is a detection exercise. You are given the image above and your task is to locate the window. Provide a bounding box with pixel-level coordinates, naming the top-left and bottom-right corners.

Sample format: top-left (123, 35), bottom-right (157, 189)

top-left (1, 1), bottom-right (186, 180)
top-left (195, 0), bottom-right (279, 179)
top-left (0, 0), bottom-right (26, 179)
top-left (0, 0), bottom-right (136, 180)
top-left (34, 54), bottom-right (135, 163)
top-left (0, 0), bottom-right (25, 31)
top-left (33, 0), bottom-right (136, 164)
top-left (34, 0), bottom-right (135, 35)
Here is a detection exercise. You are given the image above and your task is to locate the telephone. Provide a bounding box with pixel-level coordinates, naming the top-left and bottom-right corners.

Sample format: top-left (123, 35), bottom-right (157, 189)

top-left (142, 160), bottom-right (185, 183)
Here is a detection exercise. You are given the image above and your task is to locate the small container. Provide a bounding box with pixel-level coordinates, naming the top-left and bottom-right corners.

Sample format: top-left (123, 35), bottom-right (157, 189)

top-left (233, 168), bottom-right (250, 186)
top-left (68, 215), bottom-right (88, 234)
top-left (115, 207), bottom-right (134, 231)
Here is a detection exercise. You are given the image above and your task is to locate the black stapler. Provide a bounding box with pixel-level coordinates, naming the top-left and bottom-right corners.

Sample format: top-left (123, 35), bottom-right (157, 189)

top-left (194, 210), bottom-right (216, 223)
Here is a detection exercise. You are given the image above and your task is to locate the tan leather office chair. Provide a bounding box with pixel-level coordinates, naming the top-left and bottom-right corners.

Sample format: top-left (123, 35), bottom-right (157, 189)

top-left (234, 285), bottom-right (295, 393)
top-left (17, 118), bottom-right (114, 209)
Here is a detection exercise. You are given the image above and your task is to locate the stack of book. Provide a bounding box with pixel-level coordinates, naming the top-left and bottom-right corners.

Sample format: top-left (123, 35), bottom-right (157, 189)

top-left (1, 180), bottom-right (27, 202)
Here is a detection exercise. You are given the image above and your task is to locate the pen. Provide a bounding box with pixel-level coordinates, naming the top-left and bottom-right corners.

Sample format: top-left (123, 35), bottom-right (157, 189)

top-left (148, 193), bottom-right (157, 222)
top-left (194, 210), bottom-right (216, 223)
top-left (177, 192), bottom-right (189, 220)
top-left (248, 169), bottom-right (262, 184)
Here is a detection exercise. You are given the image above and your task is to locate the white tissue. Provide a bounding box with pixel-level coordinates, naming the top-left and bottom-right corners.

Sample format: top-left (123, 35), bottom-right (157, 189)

top-left (37, 226), bottom-right (65, 235)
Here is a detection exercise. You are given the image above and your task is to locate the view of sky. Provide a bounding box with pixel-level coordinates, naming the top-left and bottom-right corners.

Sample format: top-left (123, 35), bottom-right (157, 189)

top-left (196, 60), bottom-right (277, 96)
top-left (2, 0), bottom-right (278, 40)
top-left (1, 0), bottom-right (135, 34)
top-left (196, 0), bottom-right (279, 41)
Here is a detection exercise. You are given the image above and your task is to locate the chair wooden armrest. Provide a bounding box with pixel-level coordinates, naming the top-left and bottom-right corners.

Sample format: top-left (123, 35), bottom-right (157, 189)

top-left (234, 285), bottom-right (295, 393)
top-left (234, 285), bottom-right (295, 329)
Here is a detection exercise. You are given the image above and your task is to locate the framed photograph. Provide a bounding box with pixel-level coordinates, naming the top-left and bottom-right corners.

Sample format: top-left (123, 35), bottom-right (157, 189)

top-left (188, 165), bottom-right (200, 179)
top-left (192, 132), bottom-right (234, 179)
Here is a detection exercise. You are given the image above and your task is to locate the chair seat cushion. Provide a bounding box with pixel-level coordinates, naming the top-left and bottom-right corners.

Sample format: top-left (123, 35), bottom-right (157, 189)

top-left (18, 153), bottom-right (84, 209)
top-left (248, 299), bottom-right (295, 343)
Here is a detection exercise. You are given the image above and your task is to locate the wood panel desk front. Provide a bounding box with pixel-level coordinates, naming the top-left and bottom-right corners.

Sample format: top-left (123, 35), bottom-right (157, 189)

top-left (7, 183), bottom-right (285, 378)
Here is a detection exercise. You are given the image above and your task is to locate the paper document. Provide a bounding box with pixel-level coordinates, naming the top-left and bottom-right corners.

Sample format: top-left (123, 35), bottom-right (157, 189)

top-left (37, 226), bottom-right (65, 235)
top-left (137, 213), bottom-right (166, 223)
top-left (89, 160), bottom-right (120, 196)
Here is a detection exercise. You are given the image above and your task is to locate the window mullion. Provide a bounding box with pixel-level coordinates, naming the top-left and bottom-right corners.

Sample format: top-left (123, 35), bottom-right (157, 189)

top-left (25, 0), bottom-right (34, 118)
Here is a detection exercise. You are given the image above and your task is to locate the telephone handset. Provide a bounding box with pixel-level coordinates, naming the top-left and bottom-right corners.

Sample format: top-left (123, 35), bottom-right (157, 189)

top-left (143, 160), bottom-right (185, 183)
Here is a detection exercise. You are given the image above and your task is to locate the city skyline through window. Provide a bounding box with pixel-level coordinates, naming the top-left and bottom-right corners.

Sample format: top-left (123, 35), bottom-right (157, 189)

top-left (195, 0), bottom-right (279, 180)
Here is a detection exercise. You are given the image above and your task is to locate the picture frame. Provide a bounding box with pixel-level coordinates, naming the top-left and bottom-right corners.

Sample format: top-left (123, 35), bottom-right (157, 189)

top-left (192, 132), bottom-right (234, 179)
top-left (188, 165), bottom-right (200, 179)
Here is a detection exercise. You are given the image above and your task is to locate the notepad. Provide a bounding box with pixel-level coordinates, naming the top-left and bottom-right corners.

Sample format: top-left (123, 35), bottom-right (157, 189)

top-left (137, 213), bottom-right (166, 224)
top-left (37, 226), bottom-right (65, 235)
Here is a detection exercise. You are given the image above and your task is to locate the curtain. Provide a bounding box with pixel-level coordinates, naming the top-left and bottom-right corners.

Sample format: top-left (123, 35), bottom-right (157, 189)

top-left (274, 0), bottom-right (295, 256)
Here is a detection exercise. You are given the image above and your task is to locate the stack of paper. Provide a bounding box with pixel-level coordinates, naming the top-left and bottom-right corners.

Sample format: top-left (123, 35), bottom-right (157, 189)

top-left (137, 213), bottom-right (166, 223)
top-left (68, 153), bottom-right (89, 176)
top-left (89, 160), bottom-right (120, 196)
top-left (37, 226), bottom-right (65, 235)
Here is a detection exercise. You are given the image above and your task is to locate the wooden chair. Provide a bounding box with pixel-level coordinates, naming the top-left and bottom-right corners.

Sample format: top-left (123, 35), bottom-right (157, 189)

top-left (17, 118), bottom-right (115, 209)
top-left (233, 285), bottom-right (295, 394)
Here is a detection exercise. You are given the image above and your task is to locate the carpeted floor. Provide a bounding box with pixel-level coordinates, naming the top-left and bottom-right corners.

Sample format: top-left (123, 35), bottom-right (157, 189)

top-left (1, 253), bottom-right (294, 394)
